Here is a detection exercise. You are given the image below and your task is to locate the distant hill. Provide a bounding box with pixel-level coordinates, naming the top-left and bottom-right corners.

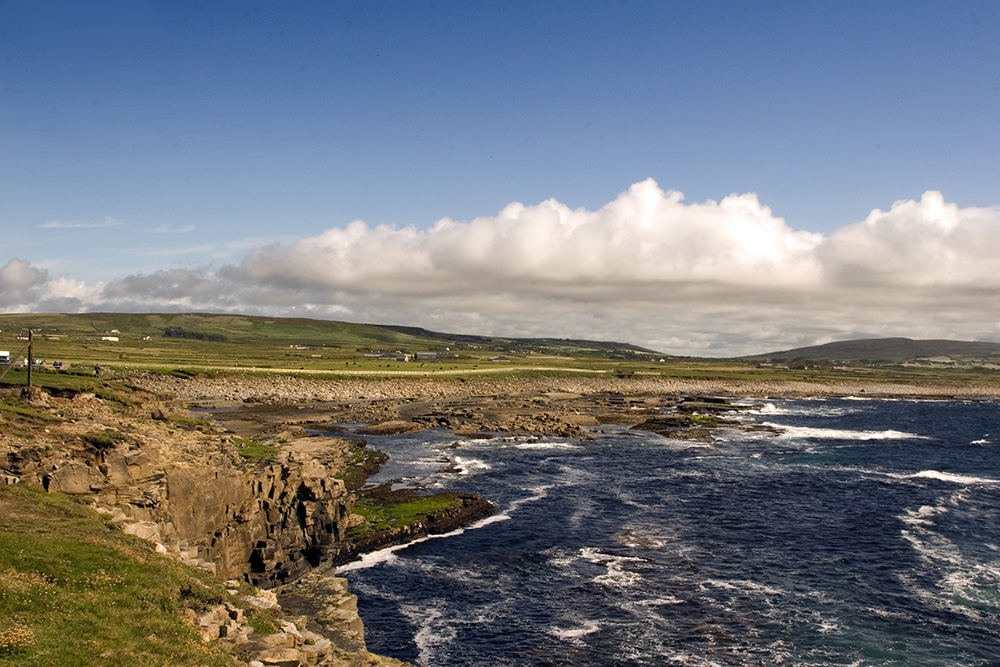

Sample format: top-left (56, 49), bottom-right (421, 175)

top-left (379, 324), bottom-right (660, 356)
top-left (0, 312), bottom-right (655, 358)
top-left (742, 337), bottom-right (1000, 365)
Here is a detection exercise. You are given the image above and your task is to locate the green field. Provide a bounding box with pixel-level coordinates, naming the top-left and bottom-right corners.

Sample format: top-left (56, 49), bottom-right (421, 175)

top-left (0, 312), bottom-right (656, 375)
top-left (1, 312), bottom-right (999, 388)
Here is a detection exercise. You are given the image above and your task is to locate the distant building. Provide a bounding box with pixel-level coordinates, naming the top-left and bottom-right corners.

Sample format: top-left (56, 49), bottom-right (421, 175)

top-left (374, 352), bottom-right (413, 361)
top-left (414, 352), bottom-right (438, 360)
top-left (0, 351), bottom-right (10, 364)
top-left (101, 336), bottom-right (119, 342)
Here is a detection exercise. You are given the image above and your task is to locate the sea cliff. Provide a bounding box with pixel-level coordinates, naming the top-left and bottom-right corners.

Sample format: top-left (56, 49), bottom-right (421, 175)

top-left (0, 383), bottom-right (442, 666)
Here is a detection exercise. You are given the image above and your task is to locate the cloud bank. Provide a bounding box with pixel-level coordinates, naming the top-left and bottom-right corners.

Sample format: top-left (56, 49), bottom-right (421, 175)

top-left (5, 181), bottom-right (1000, 356)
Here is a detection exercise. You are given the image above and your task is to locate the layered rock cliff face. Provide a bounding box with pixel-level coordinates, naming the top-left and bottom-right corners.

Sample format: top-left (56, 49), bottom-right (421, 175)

top-left (2, 387), bottom-right (354, 585)
top-left (2, 385), bottom-right (414, 665)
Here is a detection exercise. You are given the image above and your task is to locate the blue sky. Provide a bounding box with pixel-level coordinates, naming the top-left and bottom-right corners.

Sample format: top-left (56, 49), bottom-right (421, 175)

top-left (2, 1), bottom-right (999, 354)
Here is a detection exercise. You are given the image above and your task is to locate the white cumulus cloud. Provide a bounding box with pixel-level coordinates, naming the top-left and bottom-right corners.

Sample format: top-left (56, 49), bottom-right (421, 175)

top-left (0, 258), bottom-right (48, 291)
top-left (821, 191), bottom-right (1000, 287)
top-left (240, 179), bottom-right (824, 300)
top-left (5, 181), bottom-right (1000, 355)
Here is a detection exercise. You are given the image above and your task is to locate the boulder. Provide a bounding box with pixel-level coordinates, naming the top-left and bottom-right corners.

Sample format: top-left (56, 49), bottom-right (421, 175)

top-left (47, 461), bottom-right (103, 494)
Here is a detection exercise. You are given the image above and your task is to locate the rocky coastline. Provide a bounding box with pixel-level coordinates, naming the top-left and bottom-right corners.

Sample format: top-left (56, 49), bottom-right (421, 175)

top-left (0, 383), bottom-right (423, 666)
top-left (4, 370), bottom-right (998, 665)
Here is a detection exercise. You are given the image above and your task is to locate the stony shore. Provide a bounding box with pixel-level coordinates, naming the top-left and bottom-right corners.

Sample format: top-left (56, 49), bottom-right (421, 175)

top-left (128, 371), bottom-right (1000, 406)
top-left (128, 370), bottom-right (999, 443)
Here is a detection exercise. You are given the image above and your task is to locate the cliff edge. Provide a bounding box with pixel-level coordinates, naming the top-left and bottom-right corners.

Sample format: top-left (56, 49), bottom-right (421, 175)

top-left (0, 383), bottom-right (413, 666)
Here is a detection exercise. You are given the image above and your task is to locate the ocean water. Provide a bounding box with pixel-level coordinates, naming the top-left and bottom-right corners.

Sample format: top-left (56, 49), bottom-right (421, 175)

top-left (336, 399), bottom-right (1000, 666)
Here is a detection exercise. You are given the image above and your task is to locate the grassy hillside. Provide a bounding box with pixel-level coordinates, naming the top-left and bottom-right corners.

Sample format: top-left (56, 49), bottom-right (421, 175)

top-left (379, 324), bottom-right (660, 356)
top-left (0, 485), bottom-right (239, 666)
top-left (2, 313), bottom-right (999, 386)
top-left (0, 312), bottom-right (441, 348)
top-left (0, 312), bottom-right (663, 378)
top-left (743, 337), bottom-right (1000, 366)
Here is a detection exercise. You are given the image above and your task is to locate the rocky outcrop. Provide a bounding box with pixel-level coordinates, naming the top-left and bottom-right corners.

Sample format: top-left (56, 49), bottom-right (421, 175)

top-left (184, 582), bottom-right (409, 666)
top-left (161, 438), bottom-right (353, 585)
top-left (1, 387), bottom-right (416, 665)
top-left (1, 390), bottom-right (355, 585)
top-left (330, 492), bottom-right (494, 566)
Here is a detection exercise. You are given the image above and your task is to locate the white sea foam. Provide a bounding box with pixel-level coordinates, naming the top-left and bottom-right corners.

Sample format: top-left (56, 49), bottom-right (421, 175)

top-left (617, 523), bottom-right (667, 549)
top-left (459, 484), bottom-right (552, 528)
top-left (508, 484), bottom-right (552, 511)
top-left (513, 440), bottom-right (581, 450)
top-left (971, 434), bottom-right (990, 445)
top-left (548, 619), bottom-right (601, 643)
top-left (580, 547), bottom-right (645, 588)
top-left (546, 550), bottom-right (577, 568)
top-left (450, 455), bottom-right (491, 475)
top-left (817, 620), bottom-right (841, 634)
top-left (809, 464), bottom-right (1000, 488)
top-left (898, 488), bottom-right (1000, 622)
top-left (698, 578), bottom-right (785, 596)
top-left (764, 422), bottom-right (928, 441)
top-left (900, 504), bottom-right (946, 527)
top-left (414, 453), bottom-right (450, 466)
top-left (337, 531), bottom-right (466, 574)
top-left (902, 470), bottom-right (999, 485)
top-left (745, 401), bottom-right (859, 417)
top-left (336, 546), bottom-right (403, 573)
top-left (399, 603), bottom-right (455, 667)
top-left (638, 595), bottom-right (685, 606)
top-left (338, 488), bottom-right (548, 572)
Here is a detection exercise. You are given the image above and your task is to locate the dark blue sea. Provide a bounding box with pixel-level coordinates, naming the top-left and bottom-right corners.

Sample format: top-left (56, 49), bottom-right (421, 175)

top-left (336, 398), bottom-right (1000, 666)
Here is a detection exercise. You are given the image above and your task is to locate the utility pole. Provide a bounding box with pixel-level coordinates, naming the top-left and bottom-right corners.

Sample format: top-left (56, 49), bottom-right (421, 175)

top-left (26, 330), bottom-right (33, 387)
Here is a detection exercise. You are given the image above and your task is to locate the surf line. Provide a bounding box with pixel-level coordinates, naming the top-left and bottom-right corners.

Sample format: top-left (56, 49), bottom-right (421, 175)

top-left (337, 486), bottom-right (552, 573)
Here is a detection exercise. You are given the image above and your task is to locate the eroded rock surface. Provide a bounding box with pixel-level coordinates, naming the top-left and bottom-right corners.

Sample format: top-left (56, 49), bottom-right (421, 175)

top-left (3, 389), bottom-right (354, 584)
top-left (0, 385), bottom-right (413, 665)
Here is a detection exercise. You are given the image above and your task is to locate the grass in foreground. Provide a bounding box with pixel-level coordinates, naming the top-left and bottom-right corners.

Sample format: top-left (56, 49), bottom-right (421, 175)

top-left (0, 484), bottom-right (237, 667)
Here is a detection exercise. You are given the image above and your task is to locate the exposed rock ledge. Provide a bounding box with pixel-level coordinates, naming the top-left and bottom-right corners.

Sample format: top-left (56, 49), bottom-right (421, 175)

top-left (331, 491), bottom-right (495, 566)
top-left (1, 385), bottom-right (414, 666)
